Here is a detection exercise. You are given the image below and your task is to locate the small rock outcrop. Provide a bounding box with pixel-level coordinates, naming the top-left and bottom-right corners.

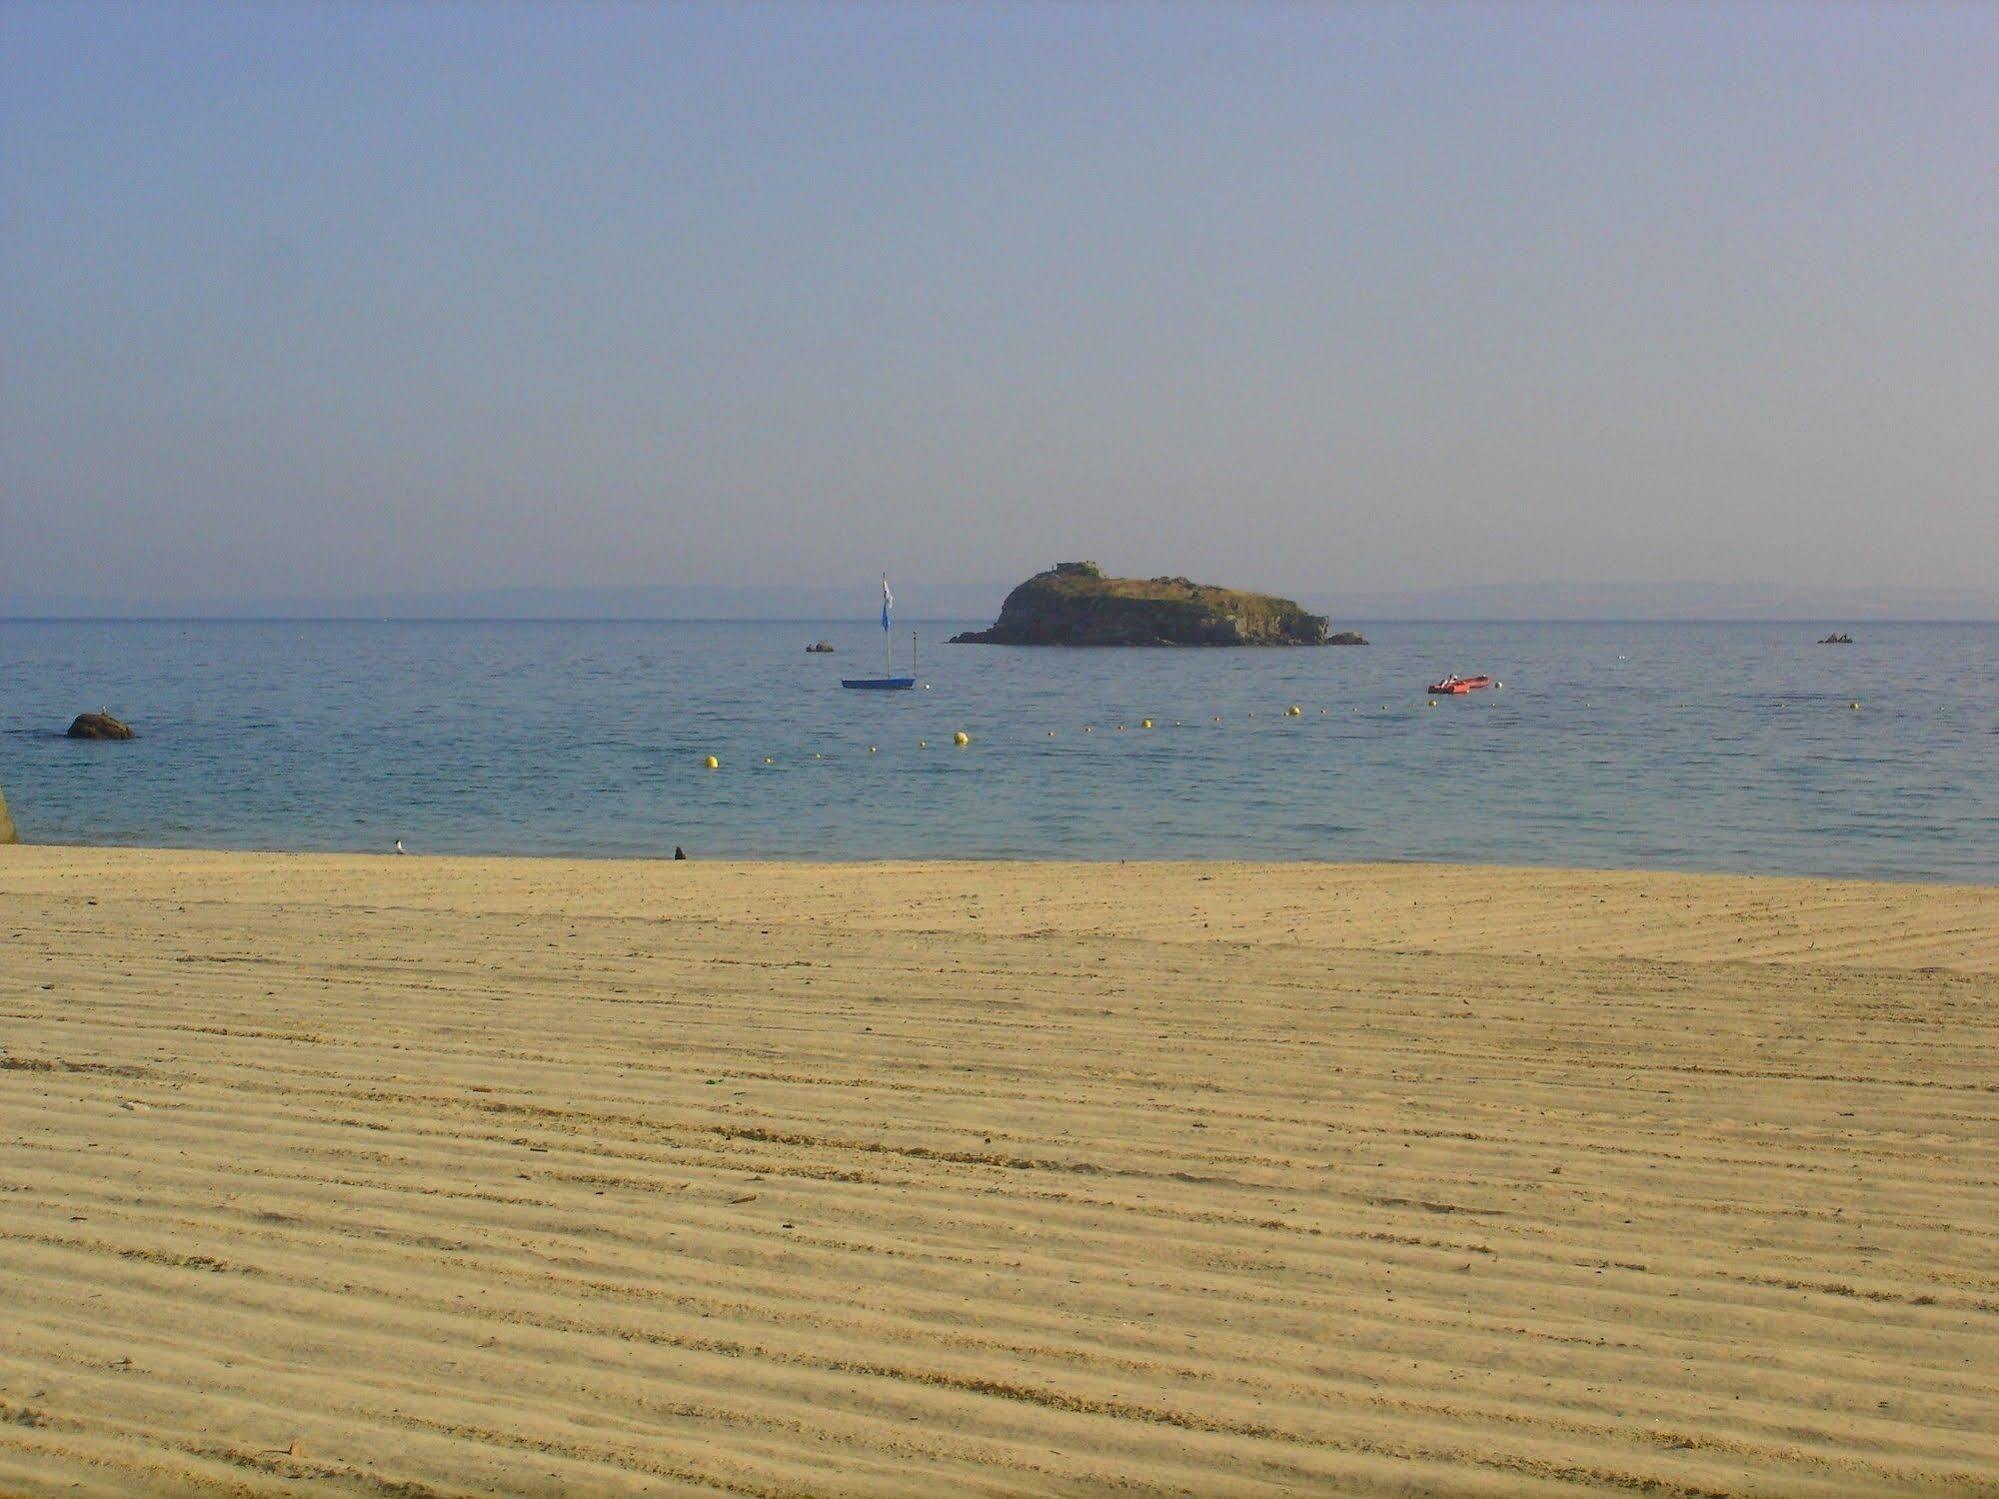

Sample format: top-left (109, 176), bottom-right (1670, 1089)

top-left (805, 641), bottom-right (836, 654)
top-left (67, 712), bottom-right (135, 740)
top-left (0, 785), bottom-right (17, 844)
top-left (1328, 631), bottom-right (1368, 646)
top-left (951, 562), bottom-right (1339, 647)
top-left (1818, 632), bottom-right (1854, 645)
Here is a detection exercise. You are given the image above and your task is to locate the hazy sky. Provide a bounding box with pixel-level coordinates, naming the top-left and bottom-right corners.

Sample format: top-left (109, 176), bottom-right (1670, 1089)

top-left (3, 1), bottom-right (1995, 605)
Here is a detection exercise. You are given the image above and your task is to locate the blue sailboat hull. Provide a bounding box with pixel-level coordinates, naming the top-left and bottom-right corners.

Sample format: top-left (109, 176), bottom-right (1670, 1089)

top-left (841, 676), bottom-right (916, 690)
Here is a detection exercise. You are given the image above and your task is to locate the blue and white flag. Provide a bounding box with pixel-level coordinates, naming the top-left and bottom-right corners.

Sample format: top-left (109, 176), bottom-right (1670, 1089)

top-left (881, 576), bottom-right (893, 633)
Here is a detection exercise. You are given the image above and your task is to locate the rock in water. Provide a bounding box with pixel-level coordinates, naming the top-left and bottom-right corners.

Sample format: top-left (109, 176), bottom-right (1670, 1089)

top-left (951, 562), bottom-right (1342, 647)
top-left (67, 712), bottom-right (135, 740)
top-left (1328, 631), bottom-right (1369, 646)
top-left (0, 785), bottom-right (16, 844)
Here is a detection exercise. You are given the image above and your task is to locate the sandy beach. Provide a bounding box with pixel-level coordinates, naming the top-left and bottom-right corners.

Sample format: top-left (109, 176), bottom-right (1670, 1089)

top-left (1, 847), bottom-right (1994, 1497)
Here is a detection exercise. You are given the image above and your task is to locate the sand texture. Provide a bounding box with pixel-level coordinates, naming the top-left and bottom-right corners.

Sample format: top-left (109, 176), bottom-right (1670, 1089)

top-left (1, 848), bottom-right (1995, 1497)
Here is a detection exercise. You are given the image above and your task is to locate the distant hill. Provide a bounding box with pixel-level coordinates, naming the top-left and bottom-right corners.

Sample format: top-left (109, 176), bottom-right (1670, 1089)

top-left (1330, 581), bottom-right (1999, 621)
top-left (0, 582), bottom-right (1009, 621)
top-left (2, 578), bottom-right (1992, 622)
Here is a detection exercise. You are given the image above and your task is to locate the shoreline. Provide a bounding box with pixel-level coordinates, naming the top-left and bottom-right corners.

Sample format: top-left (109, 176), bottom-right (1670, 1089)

top-left (3, 845), bottom-right (1995, 1492)
top-left (9, 837), bottom-right (1999, 890)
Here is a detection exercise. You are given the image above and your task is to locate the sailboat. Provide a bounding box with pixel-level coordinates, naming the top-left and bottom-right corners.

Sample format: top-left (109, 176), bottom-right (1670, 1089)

top-left (841, 576), bottom-right (917, 690)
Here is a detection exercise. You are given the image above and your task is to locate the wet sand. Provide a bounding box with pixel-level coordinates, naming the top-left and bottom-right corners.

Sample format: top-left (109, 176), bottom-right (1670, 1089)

top-left (2, 848), bottom-right (1995, 1496)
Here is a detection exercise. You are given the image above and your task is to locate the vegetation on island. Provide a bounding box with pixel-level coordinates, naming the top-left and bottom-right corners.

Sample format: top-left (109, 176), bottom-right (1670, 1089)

top-left (950, 562), bottom-right (1353, 647)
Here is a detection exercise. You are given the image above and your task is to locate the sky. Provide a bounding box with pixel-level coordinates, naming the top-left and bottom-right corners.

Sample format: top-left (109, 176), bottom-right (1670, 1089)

top-left (2, 1), bottom-right (1995, 610)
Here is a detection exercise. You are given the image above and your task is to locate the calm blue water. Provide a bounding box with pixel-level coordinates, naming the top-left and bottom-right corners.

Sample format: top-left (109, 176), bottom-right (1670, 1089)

top-left (1, 619), bottom-right (1993, 881)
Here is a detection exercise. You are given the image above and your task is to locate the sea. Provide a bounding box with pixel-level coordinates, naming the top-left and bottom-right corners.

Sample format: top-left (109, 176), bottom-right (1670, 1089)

top-left (1, 619), bottom-right (1993, 882)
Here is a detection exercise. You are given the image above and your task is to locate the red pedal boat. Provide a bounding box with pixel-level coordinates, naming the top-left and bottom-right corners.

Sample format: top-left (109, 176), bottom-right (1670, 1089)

top-left (1427, 674), bottom-right (1492, 695)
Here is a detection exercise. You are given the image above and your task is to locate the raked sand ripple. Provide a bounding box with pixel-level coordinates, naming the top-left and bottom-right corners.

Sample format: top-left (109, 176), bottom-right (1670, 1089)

top-left (1, 849), bottom-right (1995, 1496)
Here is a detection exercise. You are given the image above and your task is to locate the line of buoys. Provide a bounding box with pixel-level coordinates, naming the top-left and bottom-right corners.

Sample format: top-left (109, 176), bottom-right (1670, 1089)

top-left (700, 686), bottom-right (1915, 773)
top-left (698, 688), bottom-right (1871, 777)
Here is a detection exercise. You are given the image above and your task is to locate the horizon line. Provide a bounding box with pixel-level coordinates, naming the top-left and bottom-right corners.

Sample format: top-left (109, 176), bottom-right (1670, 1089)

top-left (4, 614), bottom-right (1995, 627)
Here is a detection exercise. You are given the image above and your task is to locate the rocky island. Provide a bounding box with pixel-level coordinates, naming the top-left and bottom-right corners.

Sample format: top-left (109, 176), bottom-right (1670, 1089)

top-left (950, 562), bottom-right (1354, 647)
top-left (67, 712), bottom-right (135, 740)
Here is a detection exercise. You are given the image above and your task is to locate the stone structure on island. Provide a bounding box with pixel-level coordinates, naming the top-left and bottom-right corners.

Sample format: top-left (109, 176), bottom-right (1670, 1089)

top-left (67, 712), bottom-right (135, 740)
top-left (950, 562), bottom-right (1356, 647)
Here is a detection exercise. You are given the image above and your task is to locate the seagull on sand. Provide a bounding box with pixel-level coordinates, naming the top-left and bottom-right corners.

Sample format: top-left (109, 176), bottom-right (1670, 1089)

top-left (394, 839), bottom-right (408, 855)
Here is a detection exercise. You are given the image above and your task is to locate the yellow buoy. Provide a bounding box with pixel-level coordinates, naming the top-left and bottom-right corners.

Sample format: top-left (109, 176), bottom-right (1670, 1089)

top-left (1286, 705), bottom-right (1301, 716)
top-left (1850, 701), bottom-right (1860, 710)
top-left (869, 745), bottom-right (877, 754)
top-left (1141, 718), bottom-right (1153, 729)
top-left (703, 755), bottom-right (719, 769)
top-left (763, 756), bottom-right (773, 764)
top-left (953, 730), bottom-right (969, 746)
top-left (919, 740), bottom-right (927, 748)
